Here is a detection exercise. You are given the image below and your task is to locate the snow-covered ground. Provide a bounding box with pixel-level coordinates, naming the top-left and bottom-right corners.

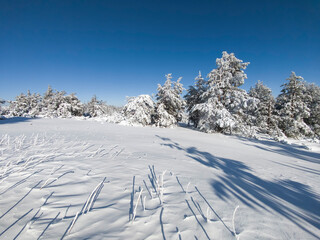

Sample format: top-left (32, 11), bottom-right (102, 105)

top-left (0, 118), bottom-right (319, 240)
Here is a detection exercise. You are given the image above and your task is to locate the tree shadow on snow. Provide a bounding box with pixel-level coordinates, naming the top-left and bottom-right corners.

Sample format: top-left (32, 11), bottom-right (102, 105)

top-left (0, 116), bottom-right (36, 124)
top-left (156, 135), bottom-right (320, 238)
top-left (234, 135), bottom-right (320, 165)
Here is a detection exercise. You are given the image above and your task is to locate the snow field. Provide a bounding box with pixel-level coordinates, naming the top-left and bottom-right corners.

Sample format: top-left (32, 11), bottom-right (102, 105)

top-left (0, 118), bottom-right (319, 239)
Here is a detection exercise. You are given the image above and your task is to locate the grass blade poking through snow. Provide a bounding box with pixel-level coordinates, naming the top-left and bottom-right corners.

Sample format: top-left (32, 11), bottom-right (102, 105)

top-left (195, 186), bottom-right (233, 234)
top-left (185, 200), bottom-right (211, 240)
top-left (129, 176), bottom-right (135, 221)
top-left (88, 177), bottom-right (106, 211)
top-left (232, 205), bottom-right (240, 240)
top-left (143, 180), bottom-right (153, 199)
top-left (40, 178), bottom-right (57, 189)
top-left (83, 177), bottom-right (106, 214)
top-left (186, 182), bottom-right (191, 193)
top-left (64, 204), bottom-right (71, 219)
top-left (148, 165), bottom-right (163, 204)
top-left (143, 196), bottom-right (146, 211)
top-left (132, 188), bottom-right (143, 221)
top-left (160, 170), bottom-right (166, 203)
top-left (68, 211), bottom-right (80, 234)
top-left (61, 177), bottom-right (107, 239)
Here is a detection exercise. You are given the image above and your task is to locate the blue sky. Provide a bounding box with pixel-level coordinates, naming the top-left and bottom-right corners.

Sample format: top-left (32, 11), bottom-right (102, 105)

top-left (1, 0), bottom-right (319, 106)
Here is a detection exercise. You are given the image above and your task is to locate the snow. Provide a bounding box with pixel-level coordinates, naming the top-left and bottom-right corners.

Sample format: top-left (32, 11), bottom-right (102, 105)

top-left (0, 118), bottom-right (319, 239)
top-left (123, 95), bottom-right (155, 126)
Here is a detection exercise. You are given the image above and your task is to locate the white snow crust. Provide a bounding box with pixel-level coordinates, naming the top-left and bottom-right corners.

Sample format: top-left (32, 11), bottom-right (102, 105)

top-left (0, 118), bottom-right (319, 239)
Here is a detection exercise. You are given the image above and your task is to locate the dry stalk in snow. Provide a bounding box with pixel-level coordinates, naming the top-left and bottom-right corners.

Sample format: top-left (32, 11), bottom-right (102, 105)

top-left (186, 182), bottom-right (191, 193)
top-left (83, 177), bottom-right (106, 214)
top-left (40, 178), bottom-right (57, 189)
top-left (132, 188), bottom-right (143, 221)
top-left (143, 196), bottom-right (146, 211)
top-left (232, 205), bottom-right (240, 240)
top-left (206, 207), bottom-right (212, 223)
top-left (68, 211), bottom-right (80, 234)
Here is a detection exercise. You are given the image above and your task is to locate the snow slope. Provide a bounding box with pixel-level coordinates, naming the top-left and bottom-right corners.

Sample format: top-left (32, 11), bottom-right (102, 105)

top-left (0, 118), bottom-right (319, 240)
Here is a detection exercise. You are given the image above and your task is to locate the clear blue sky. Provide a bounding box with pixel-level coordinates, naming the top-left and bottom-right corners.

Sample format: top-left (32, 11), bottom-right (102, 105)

top-left (1, 0), bottom-right (319, 106)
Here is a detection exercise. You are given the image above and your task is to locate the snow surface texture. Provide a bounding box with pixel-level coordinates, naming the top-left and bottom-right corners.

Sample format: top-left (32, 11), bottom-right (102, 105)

top-left (0, 118), bottom-right (319, 240)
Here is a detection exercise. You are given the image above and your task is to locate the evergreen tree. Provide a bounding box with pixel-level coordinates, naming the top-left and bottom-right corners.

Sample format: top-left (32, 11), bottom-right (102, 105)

top-left (206, 51), bottom-right (250, 92)
top-left (249, 81), bottom-right (276, 133)
top-left (9, 93), bottom-right (28, 116)
top-left (303, 83), bottom-right (320, 138)
top-left (41, 86), bottom-right (58, 117)
top-left (54, 90), bottom-right (67, 116)
top-left (85, 95), bottom-right (107, 117)
top-left (192, 51), bottom-right (258, 135)
top-left (41, 86), bottom-right (84, 117)
top-left (184, 71), bottom-right (207, 127)
top-left (8, 90), bottom-right (42, 117)
top-left (57, 93), bottom-right (83, 117)
top-left (0, 98), bottom-right (5, 118)
top-left (68, 93), bottom-right (83, 116)
top-left (28, 91), bottom-right (42, 117)
top-left (154, 103), bottom-right (176, 127)
top-left (155, 74), bottom-right (185, 127)
top-left (275, 72), bottom-right (312, 138)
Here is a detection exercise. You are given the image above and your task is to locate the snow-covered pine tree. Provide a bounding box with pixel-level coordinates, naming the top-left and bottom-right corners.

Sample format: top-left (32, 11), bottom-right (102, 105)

top-left (154, 102), bottom-right (176, 127)
top-left (123, 94), bottom-right (155, 126)
top-left (28, 91), bottom-right (42, 117)
top-left (68, 93), bottom-right (83, 116)
top-left (154, 74), bottom-right (185, 127)
top-left (249, 80), bottom-right (277, 133)
top-left (8, 90), bottom-right (42, 117)
top-left (53, 90), bottom-right (68, 117)
top-left (84, 95), bottom-right (107, 117)
top-left (207, 51), bottom-right (250, 91)
top-left (41, 86), bottom-right (84, 117)
top-left (184, 71), bottom-right (207, 127)
top-left (41, 86), bottom-right (58, 117)
top-left (192, 51), bottom-right (258, 135)
top-left (192, 96), bottom-right (236, 133)
top-left (0, 98), bottom-right (5, 118)
top-left (57, 93), bottom-right (83, 117)
top-left (275, 72), bottom-right (313, 138)
top-left (9, 93), bottom-right (28, 117)
top-left (303, 83), bottom-right (320, 138)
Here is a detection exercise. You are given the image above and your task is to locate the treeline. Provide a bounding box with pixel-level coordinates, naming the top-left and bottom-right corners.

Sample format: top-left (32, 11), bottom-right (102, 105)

top-left (122, 51), bottom-right (320, 140)
top-left (0, 86), bottom-right (120, 118)
top-left (1, 51), bottom-right (319, 140)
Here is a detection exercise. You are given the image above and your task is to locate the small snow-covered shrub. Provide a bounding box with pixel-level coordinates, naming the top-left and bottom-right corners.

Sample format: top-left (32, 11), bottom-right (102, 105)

top-left (123, 94), bottom-right (155, 126)
top-left (84, 95), bottom-right (119, 118)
